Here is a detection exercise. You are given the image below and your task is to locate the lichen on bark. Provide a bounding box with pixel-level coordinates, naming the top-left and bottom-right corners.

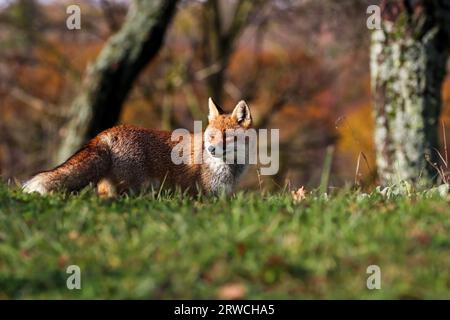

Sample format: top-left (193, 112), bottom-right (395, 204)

top-left (372, 0), bottom-right (450, 186)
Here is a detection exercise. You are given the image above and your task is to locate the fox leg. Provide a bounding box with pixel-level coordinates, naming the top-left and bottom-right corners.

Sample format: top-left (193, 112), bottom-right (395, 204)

top-left (97, 178), bottom-right (117, 198)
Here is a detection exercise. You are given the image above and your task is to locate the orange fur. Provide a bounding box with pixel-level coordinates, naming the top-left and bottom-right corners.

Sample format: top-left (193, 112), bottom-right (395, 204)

top-left (22, 99), bottom-right (253, 196)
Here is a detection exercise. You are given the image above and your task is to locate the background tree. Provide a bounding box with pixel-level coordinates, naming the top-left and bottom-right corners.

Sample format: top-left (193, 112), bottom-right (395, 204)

top-left (372, 0), bottom-right (450, 185)
top-left (4, 0), bottom-right (441, 191)
top-left (200, 0), bottom-right (255, 105)
top-left (56, 0), bottom-right (178, 163)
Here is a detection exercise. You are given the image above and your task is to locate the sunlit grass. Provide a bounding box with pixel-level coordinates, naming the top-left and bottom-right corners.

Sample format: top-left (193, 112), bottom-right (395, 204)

top-left (0, 184), bottom-right (449, 299)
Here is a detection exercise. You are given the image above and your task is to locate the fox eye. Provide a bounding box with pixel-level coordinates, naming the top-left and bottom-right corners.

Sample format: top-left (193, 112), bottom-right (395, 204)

top-left (206, 130), bottom-right (223, 142)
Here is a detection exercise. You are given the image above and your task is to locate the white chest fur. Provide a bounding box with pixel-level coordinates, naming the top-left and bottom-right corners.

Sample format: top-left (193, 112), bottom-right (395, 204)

top-left (204, 155), bottom-right (247, 195)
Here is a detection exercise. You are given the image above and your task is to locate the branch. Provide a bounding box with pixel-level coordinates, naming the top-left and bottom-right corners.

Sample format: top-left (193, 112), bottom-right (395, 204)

top-left (9, 87), bottom-right (61, 117)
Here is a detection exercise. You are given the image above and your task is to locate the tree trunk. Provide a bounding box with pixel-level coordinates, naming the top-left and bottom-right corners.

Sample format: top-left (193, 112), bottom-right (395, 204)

top-left (201, 0), bottom-right (253, 105)
top-left (56, 0), bottom-right (178, 164)
top-left (371, 0), bottom-right (450, 186)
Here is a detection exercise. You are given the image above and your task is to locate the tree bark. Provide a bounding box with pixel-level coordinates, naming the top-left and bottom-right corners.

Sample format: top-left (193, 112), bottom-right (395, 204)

top-left (371, 0), bottom-right (450, 185)
top-left (201, 0), bottom-right (254, 105)
top-left (56, 0), bottom-right (178, 164)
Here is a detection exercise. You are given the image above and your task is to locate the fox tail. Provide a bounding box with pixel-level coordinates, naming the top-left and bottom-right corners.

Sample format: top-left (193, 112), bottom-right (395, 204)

top-left (22, 139), bottom-right (111, 195)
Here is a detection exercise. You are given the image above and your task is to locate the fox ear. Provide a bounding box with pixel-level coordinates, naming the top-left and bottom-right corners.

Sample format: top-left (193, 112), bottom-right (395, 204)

top-left (208, 97), bottom-right (223, 122)
top-left (231, 100), bottom-right (252, 128)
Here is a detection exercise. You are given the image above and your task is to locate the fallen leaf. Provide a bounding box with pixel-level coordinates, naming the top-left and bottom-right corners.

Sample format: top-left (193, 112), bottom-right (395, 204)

top-left (58, 255), bottom-right (68, 267)
top-left (291, 186), bottom-right (307, 204)
top-left (68, 231), bottom-right (79, 240)
top-left (217, 282), bottom-right (247, 300)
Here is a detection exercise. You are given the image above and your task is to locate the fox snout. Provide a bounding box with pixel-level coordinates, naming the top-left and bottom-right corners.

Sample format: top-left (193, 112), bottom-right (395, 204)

top-left (205, 137), bottom-right (241, 159)
top-left (206, 142), bottom-right (225, 157)
top-left (207, 145), bottom-right (216, 155)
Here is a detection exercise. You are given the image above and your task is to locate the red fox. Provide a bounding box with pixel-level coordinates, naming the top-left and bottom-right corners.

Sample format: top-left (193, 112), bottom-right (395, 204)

top-left (22, 98), bottom-right (253, 197)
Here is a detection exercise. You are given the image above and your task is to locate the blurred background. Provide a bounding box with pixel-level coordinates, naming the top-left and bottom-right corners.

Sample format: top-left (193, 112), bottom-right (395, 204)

top-left (1, 0), bottom-right (449, 191)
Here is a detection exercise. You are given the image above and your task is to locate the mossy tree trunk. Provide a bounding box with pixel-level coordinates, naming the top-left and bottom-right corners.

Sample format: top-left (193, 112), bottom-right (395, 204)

top-left (56, 0), bottom-right (178, 164)
top-left (371, 0), bottom-right (450, 186)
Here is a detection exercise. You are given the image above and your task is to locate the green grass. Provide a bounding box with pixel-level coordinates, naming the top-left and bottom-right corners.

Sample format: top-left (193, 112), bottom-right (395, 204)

top-left (0, 183), bottom-right (449, 299)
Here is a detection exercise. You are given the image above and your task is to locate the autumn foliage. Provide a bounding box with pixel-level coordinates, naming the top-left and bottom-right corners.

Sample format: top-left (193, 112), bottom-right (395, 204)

top-left (0, 0), bottom-right (449, 191)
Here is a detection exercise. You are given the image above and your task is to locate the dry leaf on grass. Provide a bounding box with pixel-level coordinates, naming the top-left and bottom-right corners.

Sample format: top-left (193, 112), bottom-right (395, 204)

top-left (291, 186), bottom-right (307, 204)
top-left (68, 231), bottom-right (79, 240)
top-left (217, 282), bottom-right (247, 299)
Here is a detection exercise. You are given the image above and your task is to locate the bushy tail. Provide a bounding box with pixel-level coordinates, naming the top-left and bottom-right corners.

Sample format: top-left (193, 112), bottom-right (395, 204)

top-left (23, 140), bottom-right (111, 195)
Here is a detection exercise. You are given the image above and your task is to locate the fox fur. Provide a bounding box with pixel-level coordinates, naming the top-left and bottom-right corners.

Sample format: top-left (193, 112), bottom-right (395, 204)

top-left (22, 99), bottom-right (252, 197)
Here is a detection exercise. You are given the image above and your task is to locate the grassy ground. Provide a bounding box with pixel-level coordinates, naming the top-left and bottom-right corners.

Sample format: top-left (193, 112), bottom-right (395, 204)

top-left (0, 183), bottom-right (449, 299)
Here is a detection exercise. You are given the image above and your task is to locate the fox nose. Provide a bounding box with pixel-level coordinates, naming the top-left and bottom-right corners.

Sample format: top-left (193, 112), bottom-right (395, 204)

top-left (208, 146), bottom-right (216, 155)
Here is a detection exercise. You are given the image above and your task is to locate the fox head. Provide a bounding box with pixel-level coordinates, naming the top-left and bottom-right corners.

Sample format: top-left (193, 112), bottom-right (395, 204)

top-left (204, 98), bottom-right (253, 159)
